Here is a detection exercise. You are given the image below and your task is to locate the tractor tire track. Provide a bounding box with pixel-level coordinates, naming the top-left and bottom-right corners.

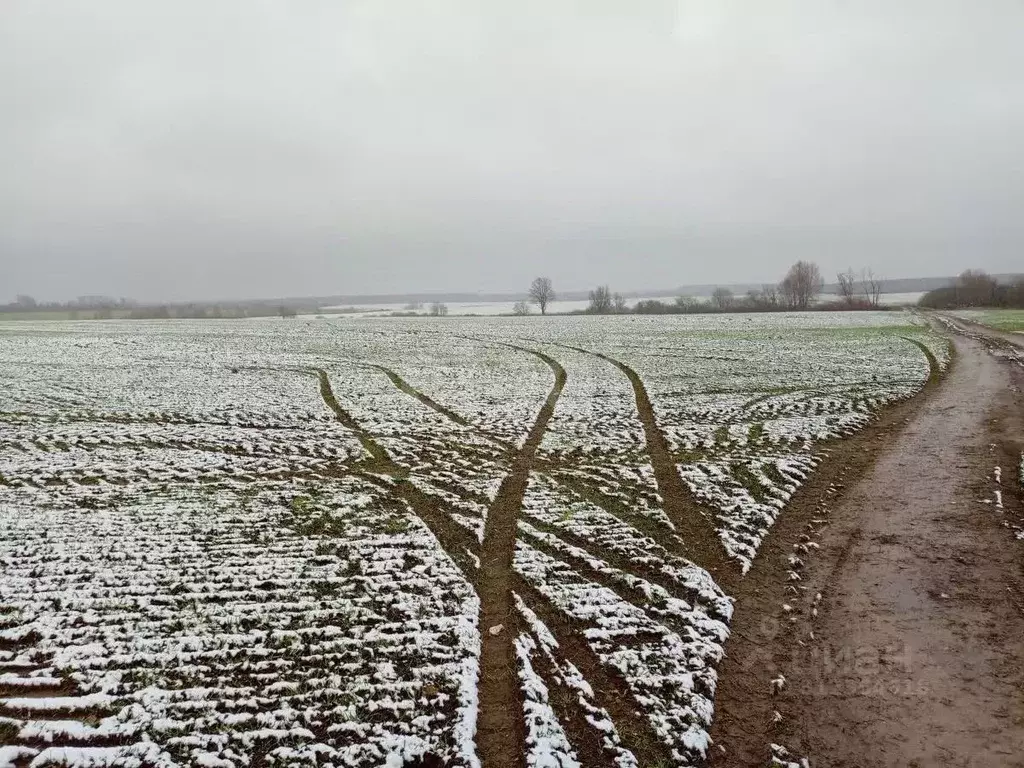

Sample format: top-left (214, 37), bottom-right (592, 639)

top-left (362, 357), bottom-right (682, 552)
top-left (365, 485), bottom-right (675, 767)
top-left (369, 479), bottom-right (677, 767)
top-left (307, 350), bottom-right (561, 767)
top-left (415, 481), bottom-right (715, 636)
top-left (303, 354), bottom-right (685, 767)
top-left (406, 458), bottom-right (722, 633)
top-left (510, 576), bottom-right (677, 767)
top-left (304, 369), bottom-right (486, 584)
top-left (517, 525), bottom-right (718, 661)
top-left (359, 358), bottom-right (707, 606)
top-left (547, 470), bottom-right (683, 546)
top-left (545, 342), bottom-right (736, 585)
top-left (523, 640), bottom-right (620, 768)
top-left (304, 368), bottom-right (390, 464)
top-left (901, 337), bottom-right (942, 384)
top-left (362, 363), bottom-right (473, 427)
top-left (517, 514), bottom-right (720, 621)
top-left (473, 340), bottom-right (566, 768)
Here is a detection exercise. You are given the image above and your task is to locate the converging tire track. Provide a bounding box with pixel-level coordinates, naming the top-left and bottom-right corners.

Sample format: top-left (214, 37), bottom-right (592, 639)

top-left (364, 363), bottom-right (472, 427)
top-left (544, 341), bottom-right (736, 584)
top-left (359, 359), bottom-right (709, 606)
top-left (469, 339), bottom-right (566, 768)
top-left (359, 349), bottom-right (736, 763)
top-left (361, 359), bottom-right (676, 560)
top-left (301, 355), bottom-right (704, 767)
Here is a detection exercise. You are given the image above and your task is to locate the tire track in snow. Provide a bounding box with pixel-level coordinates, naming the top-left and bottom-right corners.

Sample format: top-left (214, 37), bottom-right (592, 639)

top-left (546, 470), bottom-right (684, 548)
top-left (543, 342), bottom-right (736, 585)
top-left (468, 340), bottom-right (565, 768)
top-left (901, 336), bottom-right (941, 384)
top-left (304, 368), bottom-right (391, 465)
top-left (359, 363), bottom-right (473, 428)
top-left (516, 515), bottom-right (715, 622)
top-left (306, 358), bottom-right (678, 766)
top-left (516, 526), bottom-right (712, 651)
top-left (510, 575), bottom-right (677, 767)
top-left (387, 336), bottom-right (668, 765)
top-left (359, 360), bottom-right (697, 599)
top-left (522, 640), bottom-right (620, 768)
top-left (360, 358), bottom-right (672, 547)
top-left (417, 493), bottom-right (714, 649)
top-left (304, 369), bottom-right (488, 585)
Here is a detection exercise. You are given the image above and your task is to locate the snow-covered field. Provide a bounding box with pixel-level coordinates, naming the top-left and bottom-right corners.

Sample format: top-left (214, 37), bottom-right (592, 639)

top-left (0, 313), bottom-right (947, 767)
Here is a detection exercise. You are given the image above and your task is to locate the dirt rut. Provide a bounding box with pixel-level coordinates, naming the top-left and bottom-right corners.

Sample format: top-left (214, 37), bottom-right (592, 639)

top-left (311, 352), bottom-right (681, 767)
top-left (357, 351), bottom-right (698, 766)
top-left (712, 330), bottom-right (1024, 766)
top-left (475, 344), bottom-right (566, 768)
top-left (545, 342), bottom-right (736, 584)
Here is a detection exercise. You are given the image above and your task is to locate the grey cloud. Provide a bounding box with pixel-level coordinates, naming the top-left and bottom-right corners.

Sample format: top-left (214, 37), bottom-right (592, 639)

top-left (2, 1), bottom-right (1023, 301)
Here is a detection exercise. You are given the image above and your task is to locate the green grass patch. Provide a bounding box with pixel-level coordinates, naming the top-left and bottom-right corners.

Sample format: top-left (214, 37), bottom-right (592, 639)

top-left (730, 462), bottom-right (769, 503)
top-left (973, 309), bottom-right (1024, 332)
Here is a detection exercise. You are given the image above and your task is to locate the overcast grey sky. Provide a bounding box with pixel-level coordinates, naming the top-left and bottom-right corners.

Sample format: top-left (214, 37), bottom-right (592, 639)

top-left (2, 1), bottom-right (1022, 302)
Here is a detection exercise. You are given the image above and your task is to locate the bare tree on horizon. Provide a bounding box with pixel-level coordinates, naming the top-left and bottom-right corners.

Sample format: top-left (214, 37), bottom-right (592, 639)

top-left (862, 268), bottom-right (882, 307)
top-left (780, 261), bottom-right (824, 310)
top-left (711, 287), bottom-right (734, 309)
top-left (588, 285), bottom-right (613, 314)
top-left (837, 269), bottom-right (857, 307)
top-left (528, 277), bottom-right (555, 315)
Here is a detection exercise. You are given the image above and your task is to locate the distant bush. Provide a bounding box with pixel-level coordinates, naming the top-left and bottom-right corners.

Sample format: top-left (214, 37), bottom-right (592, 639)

top-left (919, 271), bottom-right (1024, 309)
top-left (813, 297), bottom-right (878, 311)
top-left (634, 299), bottom-right (675, 315)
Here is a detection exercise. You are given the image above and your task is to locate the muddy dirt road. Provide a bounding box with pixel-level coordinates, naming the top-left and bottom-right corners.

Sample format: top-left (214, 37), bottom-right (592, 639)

top-left (710, 326), bottom-right (1024, 767)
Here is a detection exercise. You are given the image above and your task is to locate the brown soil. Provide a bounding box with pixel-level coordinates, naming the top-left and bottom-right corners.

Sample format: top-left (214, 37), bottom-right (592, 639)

top-left (475, 343), bottom-right (565, 768)
top-left (710, 326), bottom-right (1024, 767)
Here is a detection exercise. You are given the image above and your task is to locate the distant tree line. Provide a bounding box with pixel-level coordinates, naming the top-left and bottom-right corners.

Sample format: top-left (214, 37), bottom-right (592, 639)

top-left (583, 261), bottom-right (840, 315)
top-left (515, 263), bottom-right (895, 317)
top-left (918, 270), bottom-right (1024, 309)
top-left (2, 295), bottom-right (135, 313)
top-left (0, 295), bottom-right (304, 319)
top-left (127, 303), bottom-right (299, 319)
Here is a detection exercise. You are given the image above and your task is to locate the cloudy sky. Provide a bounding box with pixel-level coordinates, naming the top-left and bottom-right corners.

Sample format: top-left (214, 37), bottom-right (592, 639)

top-left (2, 1), bottom-right (1022, 302)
